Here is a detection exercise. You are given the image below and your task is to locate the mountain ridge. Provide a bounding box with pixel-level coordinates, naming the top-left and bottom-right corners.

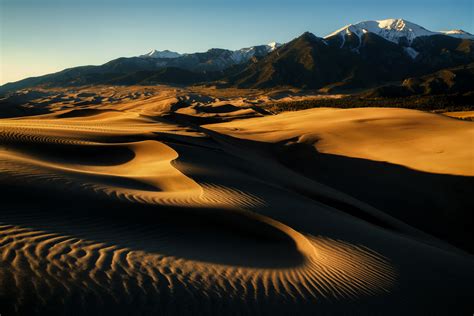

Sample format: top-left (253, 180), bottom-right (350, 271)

top-left (1, 19), bottom-right (473, 94)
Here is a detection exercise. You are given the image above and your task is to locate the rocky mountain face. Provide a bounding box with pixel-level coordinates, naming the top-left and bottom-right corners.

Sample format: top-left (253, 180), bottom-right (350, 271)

top-left (228, 19), bottom-right (474, 91)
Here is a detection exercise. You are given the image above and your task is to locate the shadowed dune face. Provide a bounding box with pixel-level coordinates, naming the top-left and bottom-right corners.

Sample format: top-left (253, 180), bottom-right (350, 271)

top-left (0, 204), bottom-right (307, 269)
top-left (1, 141), bottom-right (136, 166)
top-left (0, 103), bottom-right (473, 314)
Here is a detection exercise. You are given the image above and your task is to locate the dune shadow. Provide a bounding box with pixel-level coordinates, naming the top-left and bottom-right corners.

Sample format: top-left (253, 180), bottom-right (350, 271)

top-left (2, 141), bottom-right (137, 166)
top-left (194, 104), bottom-right (241, 113)
top-left (0, 183), bottom-right (305, 268)
top-left (0, 100), bottom-right (52, 118)
top-left (273, 139), bottom-right (474, 253)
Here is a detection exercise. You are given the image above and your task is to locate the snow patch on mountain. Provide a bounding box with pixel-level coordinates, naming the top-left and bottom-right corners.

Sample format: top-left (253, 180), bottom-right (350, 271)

top-left (439, 30), bottom-right (474, 39)
top-left (267, 42), bottom-right (281, 51)
top-left (230, 42), bottom-right (281, 63)
top-left (140, 49), bottom-right (182, 59)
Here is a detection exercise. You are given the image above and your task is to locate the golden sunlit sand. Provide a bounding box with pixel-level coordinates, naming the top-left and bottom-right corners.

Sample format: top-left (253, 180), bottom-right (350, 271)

top-left (207, 107), bottom-right (474, 176)
top-left (0, 87), bottom-right (473, 314)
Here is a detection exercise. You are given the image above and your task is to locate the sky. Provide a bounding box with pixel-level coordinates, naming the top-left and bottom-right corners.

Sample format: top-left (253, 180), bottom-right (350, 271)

top-left (1, 0), bottom-right (473, 85)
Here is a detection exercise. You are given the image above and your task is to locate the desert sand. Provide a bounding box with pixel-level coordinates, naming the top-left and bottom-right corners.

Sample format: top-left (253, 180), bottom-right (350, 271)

top-left (208, 107), bottom-right (474, 176)
top-left (443, 110), bottom-right (474, 121)
top-left (0, 86), bottom-right (473, 315)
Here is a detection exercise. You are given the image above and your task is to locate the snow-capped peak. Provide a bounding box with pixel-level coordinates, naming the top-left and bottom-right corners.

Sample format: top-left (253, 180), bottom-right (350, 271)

top-left (324, 18), bottom-right (435, 44)
top-left (140, 49), bottom-right (181, 59)
top-left (325, 18), bottom-right (474, 45)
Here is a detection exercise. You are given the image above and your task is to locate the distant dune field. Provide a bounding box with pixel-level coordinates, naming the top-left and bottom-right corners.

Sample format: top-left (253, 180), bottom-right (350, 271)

top-left (0, 87), bottom-right (473, 315)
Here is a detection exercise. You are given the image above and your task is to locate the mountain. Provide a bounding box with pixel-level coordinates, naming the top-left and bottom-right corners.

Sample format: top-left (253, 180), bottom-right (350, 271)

top-left (0, 42), bottom-right (280, 93)
top-left (227, 31), bottom-right (417, 90)
top-left (323, 19), bottom-right (474, 62)
top-left (227, 19), bottom-right (474, 90)
top-left (139, 43), bottom-right (280, 62)
top-left (135, 42), bottom-right (281, 71)
top-left (0, 19), bottom-right (472, 94)
top-left (226, 32), bottom-right (357, 89)
top-left (325, 19), bottom-right (436, 45)
top-left (325, 19), bottom-right (474, 45)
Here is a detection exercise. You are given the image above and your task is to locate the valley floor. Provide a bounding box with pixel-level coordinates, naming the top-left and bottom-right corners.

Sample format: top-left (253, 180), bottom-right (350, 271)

top-left (0, 86), bottom-right (473, 314)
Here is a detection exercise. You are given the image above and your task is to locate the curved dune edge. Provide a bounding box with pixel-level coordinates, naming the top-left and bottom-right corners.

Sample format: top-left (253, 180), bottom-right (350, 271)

top-left (0, 142), bottom-right (264, 209)
top-left (0, 117), bottom-right (260, 208)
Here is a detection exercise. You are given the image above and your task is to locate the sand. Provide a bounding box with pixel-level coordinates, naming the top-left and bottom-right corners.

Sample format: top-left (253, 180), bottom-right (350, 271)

top-left (208, 107), bottom-right (474, 176)
top-left (0, 87), bottom-right (473, 315)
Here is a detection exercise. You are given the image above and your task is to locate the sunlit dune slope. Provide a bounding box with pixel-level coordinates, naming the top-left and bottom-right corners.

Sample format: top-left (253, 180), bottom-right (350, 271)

top-left (207, 107), bottom-right (474, 176)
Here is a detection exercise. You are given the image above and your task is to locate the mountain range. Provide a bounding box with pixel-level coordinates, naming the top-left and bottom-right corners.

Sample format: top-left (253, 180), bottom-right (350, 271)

top-left (1, 18), bottom-right (473, 95)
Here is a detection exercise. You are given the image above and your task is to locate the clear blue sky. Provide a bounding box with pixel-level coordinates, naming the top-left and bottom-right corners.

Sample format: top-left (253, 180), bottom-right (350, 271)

top-left (1, 0), bottom-right (473, 84)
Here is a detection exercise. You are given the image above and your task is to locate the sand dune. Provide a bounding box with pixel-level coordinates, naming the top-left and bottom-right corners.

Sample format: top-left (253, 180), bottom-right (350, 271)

top-left (207, 107), bottom-right (474, 252)
top-left (0, 91), bottom-right (473, 314)
top-left (208, 107), bottom-right (474, 176)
